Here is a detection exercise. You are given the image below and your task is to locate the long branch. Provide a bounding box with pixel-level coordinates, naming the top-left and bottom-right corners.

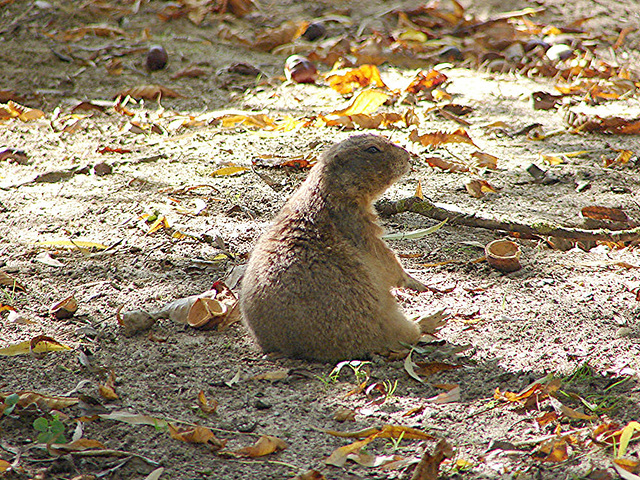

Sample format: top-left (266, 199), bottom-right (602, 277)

top-left (376, 197), bottom-right (640, 243)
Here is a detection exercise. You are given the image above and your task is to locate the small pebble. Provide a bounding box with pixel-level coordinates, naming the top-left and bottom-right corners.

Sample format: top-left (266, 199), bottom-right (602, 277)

top-left (546, 44), bottom-right (573, 62)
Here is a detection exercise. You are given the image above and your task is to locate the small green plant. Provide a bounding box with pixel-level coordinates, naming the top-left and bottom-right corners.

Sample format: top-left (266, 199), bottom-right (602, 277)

top-left (33, 414), bottom-right (67, 444)
top-left (383, 379), bottom-right (398, 401)
top-left (329, 360), bottom-right (371, 384)
top-left (1, 393), bottom-right (19, 416)
top-left (385, 431), bottom-right (405, 453)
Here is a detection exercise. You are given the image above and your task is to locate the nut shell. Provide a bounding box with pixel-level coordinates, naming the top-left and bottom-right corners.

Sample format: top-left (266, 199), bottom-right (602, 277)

top-left (485, 239), bottom-right (521, 273)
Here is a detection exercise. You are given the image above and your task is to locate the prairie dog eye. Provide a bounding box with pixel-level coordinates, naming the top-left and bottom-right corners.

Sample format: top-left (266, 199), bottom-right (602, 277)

top-left (365, 145), bottom-right (381, 154)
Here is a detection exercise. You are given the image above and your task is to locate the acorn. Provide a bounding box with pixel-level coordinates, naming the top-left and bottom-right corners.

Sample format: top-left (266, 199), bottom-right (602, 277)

top-left (146, 45), bottom-right (168, 71)
top-left (284, 55), bottom-right (317, 84)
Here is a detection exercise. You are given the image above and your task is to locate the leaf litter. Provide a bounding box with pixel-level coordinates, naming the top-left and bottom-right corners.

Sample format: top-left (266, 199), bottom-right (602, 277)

top-left (1, 0), bottom-right (640, 479)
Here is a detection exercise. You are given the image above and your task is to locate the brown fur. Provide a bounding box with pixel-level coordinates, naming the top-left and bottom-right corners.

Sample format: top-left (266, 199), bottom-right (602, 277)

top-left (239, 134), bottom-right (426, 362)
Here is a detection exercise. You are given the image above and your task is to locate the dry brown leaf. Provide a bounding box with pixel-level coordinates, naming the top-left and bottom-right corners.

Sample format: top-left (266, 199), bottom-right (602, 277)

top-left (565, 110), bottom-right (640, 134)
top-left (197, 390), bottom-right (218, 414)
top-left (98, 370), bottom-right (118, 400)
top-left (470, 151), bottom-right (498, 169)
top-left (49, 438), bottom-right (106, 454)
top-left (425, 385), bottom-right (460, 404)
top-left (5, 100), bottom-right (44, 121)
top-left (0, 271), bottom-right (26, 291)
top-left (411, 439), bottom-right (454, 480)
top-left (116, 85), bottom-right (183, 100)
top-left (235, 435), bottom-right (287, 457)
top-left (168, 424), bottom-right (226, 450)
top-left (581, 206), bottom-right (629, 223)
top-left (293, 470), bottom-right (326, 480)
top-left (253, 21), bottom-right (307, 52)
top-left (465, 179), bottom-right (498, 198)
top-left (58, 24), bottom-right (127, 41)
top-left (424, 156), bottom-right (469, 173)
top-left (49, 294), bottom-right (77, 320)
top-left (171, 66), bottom-right (207, 79)
top-left (325, 437), bottom-right (375, 467)
top-left (326, 64), bottom-right (387, 94)
top-left (0, 391), bottom-right (79, 410)
top-left (333, 407), bottom-right (356, 422)
top-left (414, 362), bottom-right (461, 377)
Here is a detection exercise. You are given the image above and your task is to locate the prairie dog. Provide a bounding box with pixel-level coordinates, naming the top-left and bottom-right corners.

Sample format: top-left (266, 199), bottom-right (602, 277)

top-left (240, 134), bottom-right (426, 362)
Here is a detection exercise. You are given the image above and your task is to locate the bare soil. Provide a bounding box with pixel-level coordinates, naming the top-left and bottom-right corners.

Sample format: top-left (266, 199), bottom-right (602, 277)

top-left (1, 1), bottom-right (640, 479)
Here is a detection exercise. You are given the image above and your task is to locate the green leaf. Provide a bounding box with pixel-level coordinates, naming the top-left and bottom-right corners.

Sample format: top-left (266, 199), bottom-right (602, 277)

top-left (33, 417), bottom-right (49, 432)
top-left (382, 219), bottom-right (447, 241)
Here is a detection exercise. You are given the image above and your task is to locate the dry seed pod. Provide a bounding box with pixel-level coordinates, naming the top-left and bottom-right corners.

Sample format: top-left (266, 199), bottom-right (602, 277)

top-left (485, 239), bottom-right (521, 273)
top-left (187, 297), bottom-right (228, 329)
top-left (284, 55), bottom-right (317, 84)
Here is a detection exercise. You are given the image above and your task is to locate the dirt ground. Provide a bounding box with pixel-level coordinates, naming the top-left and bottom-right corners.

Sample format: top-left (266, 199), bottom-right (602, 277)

top-left (1, 0), bottom-right (640, 479)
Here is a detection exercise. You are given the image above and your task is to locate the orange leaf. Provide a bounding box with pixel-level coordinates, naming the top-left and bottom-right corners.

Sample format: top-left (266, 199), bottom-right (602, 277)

top-left (326, 64), bottom-right (387, 94)
top-left (409, 128), bottom-right (477, 148)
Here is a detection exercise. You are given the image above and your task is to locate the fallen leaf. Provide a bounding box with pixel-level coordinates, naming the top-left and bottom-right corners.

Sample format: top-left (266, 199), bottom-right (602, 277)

top-left (410, 128), bottom-right (478, 148)
top-left (411, 439), bottom-right (454, 480)
top-left (425, 385), bottom-right (460, 404)
top-left (0, 271), bottom-right (26, 291)
top-left (424, 156), bottom-right (469, 173)
top-left (168, 424), bottom-right (226, 450)
top-left (0, 336), bottom-right (72, 356)
top-left (333, 407), bottom-right (356, 422)
top-left (581, 206), bottom-right (629, 223)
top-left (326, 64), bottom-right (387, 94)
top-left (49, 294), bottom-right (78, 320)
top-left (326, 437), bottom-right (375, 467)
top-left (0, 460), bottom-right (9, 472)
top-left (116, 85), bottom-right (183, 100)
top-left (98, 411), bottom-right (168, 428)
top-left (465, 179), bottom-right (497, 198)
top-left (235, 435), bottom-right (287, 457)
top-left (471, 151), bottom-right (498, 169)
top-left (405, 69), bottom-right (448, 97)
top-left (0, 391), bottom-right (79, 410)
top-left (250, 369), bottom-right (289, 381)
top-left (330, 89), bottom-right (390, 116)
top-left (98, 370), bottom-right (118, 400)
top-left (197, 390), bottom-right (218, 414)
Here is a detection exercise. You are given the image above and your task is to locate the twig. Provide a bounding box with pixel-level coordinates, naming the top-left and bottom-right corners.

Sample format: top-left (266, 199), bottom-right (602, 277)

top-left (377, 197), bottom-right (640, 243)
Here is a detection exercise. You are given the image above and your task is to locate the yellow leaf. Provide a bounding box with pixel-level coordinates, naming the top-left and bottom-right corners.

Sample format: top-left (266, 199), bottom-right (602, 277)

top-left (0, 337), bottom-right (71, 356)
top-left (331, 89), bottom-right (390, 116)
top-left (618, 421), bottom-right (640, 457)
top-left (37, 240), bottom-right (109, 250)
top-left (325, 437), bottom-right (375, 467)
top-left (211, 165), bottom-right (249, 176)
top-left (0, 460), bottom-right (9, 472)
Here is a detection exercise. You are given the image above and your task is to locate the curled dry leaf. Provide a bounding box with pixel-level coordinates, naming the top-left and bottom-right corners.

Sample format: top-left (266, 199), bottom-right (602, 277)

top-left (333, 407), bottom-right (356, 422)
top-left (168, 424), bottom-right (226, 450)
top-left (234, 435), bottom-right (287, 457)
top-left (0, 391), bottom-right (79, 410)
top-left (98, 370), bottom-right (118, 400)
top-left (465, 179), bottom-right (497, 198)
top-left (197, 390), bottom-right (218, 414)
top-left (116, 85), bottom-right (183, 100)
top-left (250, 369), bottom-right (289, 381)
top-left (0, 271), bottom-right (26, 291)
top-left (48, 438), bottom-right (106, 455)
top-left (0, 147), bottom-right (30, 164)
top-left (411, 439), bottom-right (454, 480)
top-left (0, 336), bottom-right (71, 356)
top-left (49, 294), bottom-right (78, 320)
top-left (293, 471), bottom-right (326, 480)
top-left (1, 100), bottom-right (45, 121)
top-left (425, 385), bottom-right (460, 404)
